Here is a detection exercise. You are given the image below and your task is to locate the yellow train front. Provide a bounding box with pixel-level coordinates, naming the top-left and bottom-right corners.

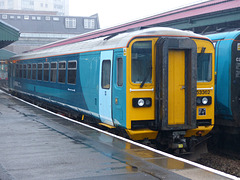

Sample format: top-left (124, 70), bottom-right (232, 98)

top-left (124, 28), bottom-right (215, 152)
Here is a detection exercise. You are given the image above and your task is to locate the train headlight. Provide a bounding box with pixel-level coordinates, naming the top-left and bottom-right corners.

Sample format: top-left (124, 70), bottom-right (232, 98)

top-left (145, 99), bottom-right (151, 106)
top-left (196, 96), bottom-right (212, 106)
top-left (202, 97), bottom-right (208, 105)
top-left (132, 98), bottom-right (152, 107)
top-left (138, 99), bottom-right (145, 107)
top-left (196, 98), bottom-right (201, 105)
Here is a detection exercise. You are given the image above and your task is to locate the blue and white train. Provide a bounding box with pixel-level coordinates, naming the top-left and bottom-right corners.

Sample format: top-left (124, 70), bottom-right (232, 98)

top-left (8, 27), bottom-right (215, 151)
top-left (207, 31), bottom-right (240, 149)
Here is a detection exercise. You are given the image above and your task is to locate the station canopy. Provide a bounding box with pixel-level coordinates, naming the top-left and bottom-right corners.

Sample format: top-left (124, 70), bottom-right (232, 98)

top-left (0, 49), bottom-right (16, 60)
top-left (0, 20), bottom-right (20, 49)
top-left (30, 0), bottom-right (240, 52)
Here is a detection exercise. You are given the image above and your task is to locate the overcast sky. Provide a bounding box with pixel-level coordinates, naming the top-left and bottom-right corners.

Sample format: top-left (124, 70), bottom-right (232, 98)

top-left (68, 0), bottom-right (209, 29)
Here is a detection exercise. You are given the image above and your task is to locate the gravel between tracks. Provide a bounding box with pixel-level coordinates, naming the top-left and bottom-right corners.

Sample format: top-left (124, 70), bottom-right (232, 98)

top-left (196, 152), bottom-right (240, 177)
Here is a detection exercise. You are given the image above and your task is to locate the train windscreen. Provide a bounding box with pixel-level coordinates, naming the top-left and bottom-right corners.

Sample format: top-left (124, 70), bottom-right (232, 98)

top-left (131, 41), bottom-right (152, 84)
top-left (197, 53), bottom-right (212, 82)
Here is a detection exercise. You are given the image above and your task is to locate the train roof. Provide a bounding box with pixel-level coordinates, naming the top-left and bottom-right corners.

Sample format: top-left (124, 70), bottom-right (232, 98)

top-left (12, 27), bottom-right (209, 61)
top-left (207, 31), bottom-right (240, 41)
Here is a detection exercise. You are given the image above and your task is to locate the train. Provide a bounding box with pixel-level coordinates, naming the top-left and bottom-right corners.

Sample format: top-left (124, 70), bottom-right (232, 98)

top-left (7, 27), bottom-right (215, 152)
top-left (207, 31), bottom-right (240, 150)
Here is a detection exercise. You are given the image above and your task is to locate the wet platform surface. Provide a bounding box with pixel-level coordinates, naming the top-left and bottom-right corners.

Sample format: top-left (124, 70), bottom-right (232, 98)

top-left (0, 90), bottom-right (234, 180)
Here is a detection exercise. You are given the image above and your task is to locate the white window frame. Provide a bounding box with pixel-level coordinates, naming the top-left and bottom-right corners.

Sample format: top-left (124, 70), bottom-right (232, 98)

top-left (45, 16), bottom-right (51, 21)
top-left (53, 17), bottom-right (60, 21)
top-left (65, 18), bottom-right (76, 29)
top-left (2, 15), bottom-right (7, 19)
top-left (84, 19), bottom-right (95, 29)
top-left (24, 15), bottom-right (29, 20)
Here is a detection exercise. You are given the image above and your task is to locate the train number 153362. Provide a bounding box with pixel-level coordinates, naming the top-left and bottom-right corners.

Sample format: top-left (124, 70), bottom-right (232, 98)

top-left (197, 90), bottom-right (210, 95)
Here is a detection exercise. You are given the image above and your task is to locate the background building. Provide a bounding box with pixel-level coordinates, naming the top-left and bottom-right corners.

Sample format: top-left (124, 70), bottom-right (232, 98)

top-left (0, 11), bottom-right (100, 54)
top-left (0, 0), bottom-right (69, 15)
top-left (0, 0), bottom-right (100, 54)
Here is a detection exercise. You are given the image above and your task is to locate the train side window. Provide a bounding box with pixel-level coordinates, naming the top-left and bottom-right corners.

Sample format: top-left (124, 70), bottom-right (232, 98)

top-left (117, 58), bottom-right (123, 86)
top-left (27, 64), bottom-right (31, 79)
top-left (13, 64), bottom-right (16, 77)
top-left (44, 62), bottom-right (49, 81)
top-left (101, 60), bottom-right (111, 89)
top-left (50, 62), bottom-right (57, 82)
top-left (16, 64), bottom-right (19, 78)
top-left (58, 61), bottom-right (66, 83)
top-left (67, 60), bottom-right (77, 84)
top-left (32, 64), bottom-right (36, 80)
top-left (23, 64), bottom-right (27, 78)
top-left (19, 64), bottom-right (22, 78)
top-left (38, 63), bottom-right (43, 81)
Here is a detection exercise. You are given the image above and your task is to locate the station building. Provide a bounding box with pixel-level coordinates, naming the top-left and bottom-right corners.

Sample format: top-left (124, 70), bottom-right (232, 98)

top-left (0, 10), bottom-right (100, 54)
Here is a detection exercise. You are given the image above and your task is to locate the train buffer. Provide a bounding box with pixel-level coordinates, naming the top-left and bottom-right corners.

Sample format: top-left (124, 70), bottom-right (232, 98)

top-left (0, 90), bottom-right (236, 180)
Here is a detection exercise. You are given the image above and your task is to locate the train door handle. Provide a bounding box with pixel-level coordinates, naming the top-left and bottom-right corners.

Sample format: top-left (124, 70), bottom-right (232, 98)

top-left (105, 91), bottom-right (107, 96)
top-left (181, 86), bottom-right (185, 90)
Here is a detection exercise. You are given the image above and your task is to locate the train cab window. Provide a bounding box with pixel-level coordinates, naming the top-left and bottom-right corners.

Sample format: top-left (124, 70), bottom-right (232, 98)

top-left (67, 61), bottom-right (77, 84)
top-left (50, 62), bottom-right (57, 82)
top-left (101, 60), bottom-right (111, 89)
top-left (38, 63), bottom-right (43, 80)
top-left (32, 64), bottom-right (36, 80)
top-left (58, 61), bottom-right (66, 83)
top-left (23, 64), bottom-right (27, 78)
top-left (197, 53), bottom-right (212, 82)
top-left (44, 62), bottom-right (49, 81)
top-left (131, 41), bottom-right (152, 84)
top-left (27, 64), bottom-right (31, 79)
top-left (117, 58), bottom-right (123, 86)
top-left (19, 64), bottom-right (22, 78)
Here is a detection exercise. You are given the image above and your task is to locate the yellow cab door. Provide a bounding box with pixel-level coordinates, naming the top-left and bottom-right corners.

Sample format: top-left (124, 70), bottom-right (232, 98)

top-left (168, 50), bottom-right (185, 125)
top-left (155, 37), bottom-right (197, 130)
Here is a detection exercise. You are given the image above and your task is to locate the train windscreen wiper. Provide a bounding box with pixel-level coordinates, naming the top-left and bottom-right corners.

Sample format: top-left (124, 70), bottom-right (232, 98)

top-left (140, 66), bottom-right (152, 88)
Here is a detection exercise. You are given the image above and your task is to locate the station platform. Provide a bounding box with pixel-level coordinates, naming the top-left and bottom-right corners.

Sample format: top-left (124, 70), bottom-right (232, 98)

top-left (0, 90), bottom-right (236, 180)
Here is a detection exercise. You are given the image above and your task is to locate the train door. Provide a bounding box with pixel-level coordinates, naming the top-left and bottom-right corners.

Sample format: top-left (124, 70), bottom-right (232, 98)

top-left (99, 50), bottom-right (114, 126)
top-left (168, 50), bottom-right (185, 125)
top-left (155, 37), bottom-right (197, 130)
top-left (112, 50), bottom-right (126, 127)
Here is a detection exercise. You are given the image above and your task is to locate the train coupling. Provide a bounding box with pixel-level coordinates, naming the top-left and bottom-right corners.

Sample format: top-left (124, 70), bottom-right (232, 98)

top-left (169, 131), bottom-right (187, 149)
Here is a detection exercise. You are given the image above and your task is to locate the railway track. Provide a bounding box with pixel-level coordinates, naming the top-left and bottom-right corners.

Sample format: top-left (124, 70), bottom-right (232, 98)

top-left (196, 150), bottom-right (240, 178)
